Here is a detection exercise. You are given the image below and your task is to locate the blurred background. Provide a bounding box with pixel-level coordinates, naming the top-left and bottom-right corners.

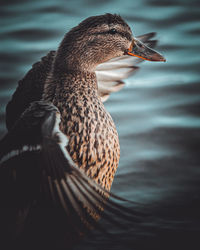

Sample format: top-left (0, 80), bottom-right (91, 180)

top-left (0, 0), bottom-right (200, 249)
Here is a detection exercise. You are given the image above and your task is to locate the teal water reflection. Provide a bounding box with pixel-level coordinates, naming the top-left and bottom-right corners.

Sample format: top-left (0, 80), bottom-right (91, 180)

top-left (0, 0), bottom-right (200, 249)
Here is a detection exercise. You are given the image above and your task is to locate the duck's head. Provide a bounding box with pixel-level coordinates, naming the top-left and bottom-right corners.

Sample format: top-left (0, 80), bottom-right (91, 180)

top-left (55, 13), bottom-right (165, 72)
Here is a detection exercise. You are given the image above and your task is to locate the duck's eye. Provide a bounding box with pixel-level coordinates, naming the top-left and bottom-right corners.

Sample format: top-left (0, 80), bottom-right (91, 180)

top-left (109, 28), bottom-right (117, 34)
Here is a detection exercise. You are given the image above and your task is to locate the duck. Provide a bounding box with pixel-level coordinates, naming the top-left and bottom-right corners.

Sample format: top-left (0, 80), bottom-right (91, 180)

top-left (0, 13), bottom-right (165, 250)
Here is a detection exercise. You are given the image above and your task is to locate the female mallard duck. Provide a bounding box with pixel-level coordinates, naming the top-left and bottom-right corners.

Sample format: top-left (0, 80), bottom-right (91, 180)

top-left (0, 13), bottom-right (165, 250)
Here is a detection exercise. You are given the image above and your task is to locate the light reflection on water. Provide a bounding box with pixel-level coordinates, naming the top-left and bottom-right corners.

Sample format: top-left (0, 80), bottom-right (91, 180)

top-left (0, 0), bottom-right (200, 249)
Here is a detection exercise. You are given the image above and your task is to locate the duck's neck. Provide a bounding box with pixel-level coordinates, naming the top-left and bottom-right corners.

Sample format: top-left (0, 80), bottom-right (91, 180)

top-left (53, 32), bottom-right (98, 73)
top-left (43, 68), bottom-right (98, 103)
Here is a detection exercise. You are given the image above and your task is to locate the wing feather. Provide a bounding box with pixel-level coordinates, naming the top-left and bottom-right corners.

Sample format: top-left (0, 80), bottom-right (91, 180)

top-left (6, 51), bottom-right (56, 130)
top-left (96, 32), bottom-right (158, 102)
top-left (0, 100), bottom-right (145, 245)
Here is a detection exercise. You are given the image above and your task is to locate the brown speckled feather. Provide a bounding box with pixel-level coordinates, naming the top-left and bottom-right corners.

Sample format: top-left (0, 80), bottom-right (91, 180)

top-left (44, 71), bottom-right (120, 191)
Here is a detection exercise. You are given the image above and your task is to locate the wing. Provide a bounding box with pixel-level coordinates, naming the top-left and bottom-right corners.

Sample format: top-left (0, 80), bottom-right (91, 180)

top-left (0, 101), bottom-right (58, 243)
top-left (0, 101), bottom-right (142, 247)
top-left (95, 32), bottom-right (157, 102)
top-left (5, 51), bottom-right (56, 131)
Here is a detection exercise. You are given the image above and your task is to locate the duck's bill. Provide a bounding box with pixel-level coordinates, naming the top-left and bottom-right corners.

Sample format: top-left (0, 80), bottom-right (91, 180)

top-left (127, 38), bottom-right (166, 62)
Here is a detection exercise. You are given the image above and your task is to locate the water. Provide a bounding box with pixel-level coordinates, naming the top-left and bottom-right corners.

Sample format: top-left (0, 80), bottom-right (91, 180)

top-left (0, 0), bottom-right (200, 249)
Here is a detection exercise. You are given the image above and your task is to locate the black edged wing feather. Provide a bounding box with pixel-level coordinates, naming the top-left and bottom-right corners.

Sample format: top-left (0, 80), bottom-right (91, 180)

top-left (5, 51), bottom-right (56, 131)
top-left (0, 101), bottom-right (144, 247)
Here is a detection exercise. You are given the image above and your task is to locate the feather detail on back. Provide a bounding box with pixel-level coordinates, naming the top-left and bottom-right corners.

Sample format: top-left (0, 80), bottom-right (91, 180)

top-left (5, 51), bottom-right (56, 131)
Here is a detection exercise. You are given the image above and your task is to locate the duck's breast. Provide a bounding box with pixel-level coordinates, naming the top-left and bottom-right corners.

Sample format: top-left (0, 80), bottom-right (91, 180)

top-left (56, 93), bottom-right (120, 191)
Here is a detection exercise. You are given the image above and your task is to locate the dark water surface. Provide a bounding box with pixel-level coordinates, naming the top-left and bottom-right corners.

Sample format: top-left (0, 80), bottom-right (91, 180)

top-left (0, 0), bottom-right (200, 249)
